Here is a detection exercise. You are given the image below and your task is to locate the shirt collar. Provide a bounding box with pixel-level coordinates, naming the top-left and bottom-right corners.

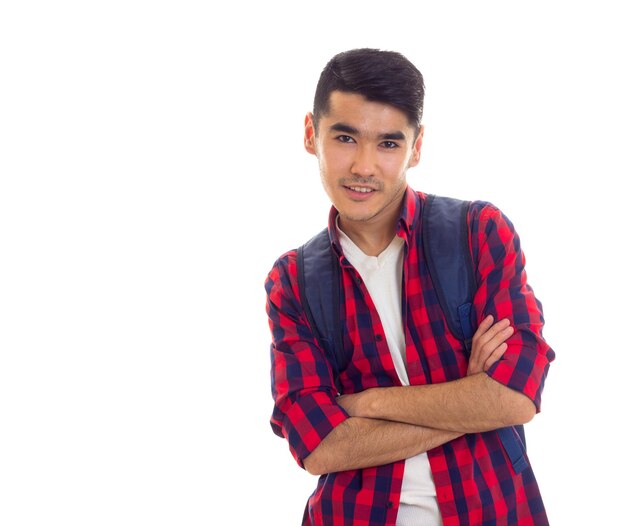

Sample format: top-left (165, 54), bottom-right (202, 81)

top-left (326, 186), bottom-right (422, 262)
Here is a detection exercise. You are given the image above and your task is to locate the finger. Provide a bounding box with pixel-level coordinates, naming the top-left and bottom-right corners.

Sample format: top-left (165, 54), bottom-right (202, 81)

top-left (471, 325), bottom-right (513, 366)
top-left (483, 318), bottom-right (511, 339)
top-left (484, 342), bottom-right (508, 370)
top-left (470, 317), bottom-right (514, 375)
top-left (485, 325), bottom-right (514, 348)
top-left (479, 314), bottom-right (495, 329)
top-left (473, 315), bottom-right (495, 341)
top-left (474, 319), bottom-right (512, 348)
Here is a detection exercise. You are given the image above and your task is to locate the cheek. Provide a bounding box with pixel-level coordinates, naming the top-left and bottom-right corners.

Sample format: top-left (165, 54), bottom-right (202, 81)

top-left (320, 147), bottom-right (350, 174)
top-left (380, 154), bottom-right (410, 175)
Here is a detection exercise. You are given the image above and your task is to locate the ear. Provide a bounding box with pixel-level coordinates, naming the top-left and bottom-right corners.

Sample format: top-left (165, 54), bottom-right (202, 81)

top-left (408, 125), bottom-right (425, 167)
top-left (304, 112), bottom-right (317, 155)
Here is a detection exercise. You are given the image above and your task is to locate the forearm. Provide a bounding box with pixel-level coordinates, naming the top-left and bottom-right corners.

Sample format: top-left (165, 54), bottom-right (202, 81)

top-left (350, 373), bottom-right (535, 434)
top-left (303, 417), bottom-right (461, 476)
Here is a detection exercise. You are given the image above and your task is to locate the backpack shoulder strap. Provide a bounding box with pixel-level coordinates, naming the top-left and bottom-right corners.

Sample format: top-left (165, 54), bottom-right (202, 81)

top-left (422, 194), bottom-right (477, 352)
top-left (296, 229), bottom-right (345, 378)
top-left (423, 194), bottom-right (529, 472)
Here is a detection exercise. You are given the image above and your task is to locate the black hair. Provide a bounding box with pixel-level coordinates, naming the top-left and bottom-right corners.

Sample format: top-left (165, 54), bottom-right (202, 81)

top-left (312, 48), bottom-right (425, 134)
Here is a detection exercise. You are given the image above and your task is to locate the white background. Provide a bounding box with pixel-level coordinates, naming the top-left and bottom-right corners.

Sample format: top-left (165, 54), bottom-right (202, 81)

top-left (1, 1), bottom-right (624, 524)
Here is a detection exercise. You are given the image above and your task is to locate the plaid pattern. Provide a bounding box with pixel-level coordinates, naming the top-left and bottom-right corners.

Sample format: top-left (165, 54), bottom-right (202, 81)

top-left (266, 187), bottom-right (555, 525)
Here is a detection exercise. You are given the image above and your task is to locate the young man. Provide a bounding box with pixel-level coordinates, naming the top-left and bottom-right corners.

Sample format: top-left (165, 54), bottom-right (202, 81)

top-left (265, 48), bottom-right (555, 525)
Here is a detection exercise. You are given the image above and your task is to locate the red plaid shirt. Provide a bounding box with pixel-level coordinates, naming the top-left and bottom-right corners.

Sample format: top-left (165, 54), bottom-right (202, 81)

top-left (265, 187), bottom-right (555, 525)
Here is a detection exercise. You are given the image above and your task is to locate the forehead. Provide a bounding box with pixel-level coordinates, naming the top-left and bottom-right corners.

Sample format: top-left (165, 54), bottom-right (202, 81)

top-left (320, 91), bottom-right (413, 134)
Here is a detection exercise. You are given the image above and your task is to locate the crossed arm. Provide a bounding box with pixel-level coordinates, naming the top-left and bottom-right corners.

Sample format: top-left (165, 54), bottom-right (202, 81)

top-left (303, 316), bottom-right (535, 476)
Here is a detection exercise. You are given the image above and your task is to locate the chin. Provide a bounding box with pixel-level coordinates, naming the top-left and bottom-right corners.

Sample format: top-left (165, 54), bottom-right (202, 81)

top-left (340, 209), bottom-right (379, 223)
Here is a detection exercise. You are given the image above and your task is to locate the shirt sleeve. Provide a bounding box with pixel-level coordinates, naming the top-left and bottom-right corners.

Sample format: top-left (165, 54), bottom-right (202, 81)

top-left (265, 251), bottom-right (349, 468)
top-left (469, 203), bottom-right (556, 411)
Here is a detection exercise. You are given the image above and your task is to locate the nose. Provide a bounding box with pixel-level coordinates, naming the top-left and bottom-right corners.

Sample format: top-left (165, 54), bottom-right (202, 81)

top-left (350, 144), bottom-right (377, 177)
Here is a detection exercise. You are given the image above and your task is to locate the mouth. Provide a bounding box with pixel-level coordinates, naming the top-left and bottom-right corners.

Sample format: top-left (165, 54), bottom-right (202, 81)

top-left (345, 186), bottom-right (374, 194)
top-left (343, 185), bottom-right (377, 200)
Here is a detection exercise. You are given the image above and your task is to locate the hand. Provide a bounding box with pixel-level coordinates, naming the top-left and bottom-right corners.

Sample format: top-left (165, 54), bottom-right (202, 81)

top-left (467, 315), bottom-right (514, 376)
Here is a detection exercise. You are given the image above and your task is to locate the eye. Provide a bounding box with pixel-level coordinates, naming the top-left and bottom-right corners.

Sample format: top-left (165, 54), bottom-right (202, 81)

top-left (336, 135), bottom-right (356, 144)
top-left (380, 141), bottom-right (399, 149)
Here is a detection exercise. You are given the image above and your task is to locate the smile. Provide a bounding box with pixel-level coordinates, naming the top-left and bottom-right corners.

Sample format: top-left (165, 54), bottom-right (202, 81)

top-left (347, 186), bottom-right (374, 193)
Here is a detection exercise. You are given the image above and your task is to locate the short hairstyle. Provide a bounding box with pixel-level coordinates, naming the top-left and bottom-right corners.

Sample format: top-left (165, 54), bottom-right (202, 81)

top-left (312, 48), bottom-right (425, 134)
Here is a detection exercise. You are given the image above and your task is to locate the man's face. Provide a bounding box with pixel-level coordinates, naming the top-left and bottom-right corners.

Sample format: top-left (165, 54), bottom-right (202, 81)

top-left (304, 91), bottom-right (423, 229)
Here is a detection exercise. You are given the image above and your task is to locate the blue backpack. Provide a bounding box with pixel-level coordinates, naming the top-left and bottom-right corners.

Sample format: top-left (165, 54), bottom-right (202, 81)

top-left (296, 194), bottom-right (528, 474)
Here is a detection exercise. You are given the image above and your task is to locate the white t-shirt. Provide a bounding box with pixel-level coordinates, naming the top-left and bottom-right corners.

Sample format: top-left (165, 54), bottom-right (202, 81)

top-left (338, 226), bottom-right (443, 526)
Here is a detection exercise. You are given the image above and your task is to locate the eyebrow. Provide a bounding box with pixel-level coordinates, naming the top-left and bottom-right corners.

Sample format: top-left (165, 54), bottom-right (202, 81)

top-left (329, 122), bottom-right (407, 141)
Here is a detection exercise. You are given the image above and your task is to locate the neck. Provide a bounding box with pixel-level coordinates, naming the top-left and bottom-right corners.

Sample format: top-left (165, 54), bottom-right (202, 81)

top-left (340, 224), bottom-right (395, 256)
top-left (338, 207), bottom-right (402, 258)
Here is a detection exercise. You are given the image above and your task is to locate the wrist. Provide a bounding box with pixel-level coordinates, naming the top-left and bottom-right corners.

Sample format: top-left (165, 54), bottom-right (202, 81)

top-left (359, 387), bottom-right (384, 419)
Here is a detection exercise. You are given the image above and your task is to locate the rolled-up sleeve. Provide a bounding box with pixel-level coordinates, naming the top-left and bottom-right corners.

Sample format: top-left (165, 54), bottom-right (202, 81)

top-left (265, 251), bottom-right (349, 468)
top-left (470, 203), bottom-right (556, 411)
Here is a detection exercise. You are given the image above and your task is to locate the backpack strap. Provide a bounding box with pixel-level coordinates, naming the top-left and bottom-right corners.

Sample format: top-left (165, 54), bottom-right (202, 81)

top-left (296, 229), bottom-right (345, 383)
top-left (422, 194), bottom-right (477, 352)
top-left (422, 194), bottom-right (528, 473)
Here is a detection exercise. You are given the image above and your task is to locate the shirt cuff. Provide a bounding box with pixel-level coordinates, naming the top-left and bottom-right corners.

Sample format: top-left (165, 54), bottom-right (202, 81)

top-left (281, 390), bottom-right (350, 468)
top-left (486, 344), bottom-right (552, 412)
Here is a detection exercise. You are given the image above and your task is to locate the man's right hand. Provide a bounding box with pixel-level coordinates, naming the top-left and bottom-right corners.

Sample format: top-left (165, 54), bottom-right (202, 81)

top-left (467, 315), bottom-right (514, 375)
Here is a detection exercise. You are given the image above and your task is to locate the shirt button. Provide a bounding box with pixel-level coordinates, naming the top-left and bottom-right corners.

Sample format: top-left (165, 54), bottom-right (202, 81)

top-left (355, 277), bottom-right (362, 285)
top-left (375, 334), bottom-right (383, 342)
top-left (387, 501), bottom-right (394, 509)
